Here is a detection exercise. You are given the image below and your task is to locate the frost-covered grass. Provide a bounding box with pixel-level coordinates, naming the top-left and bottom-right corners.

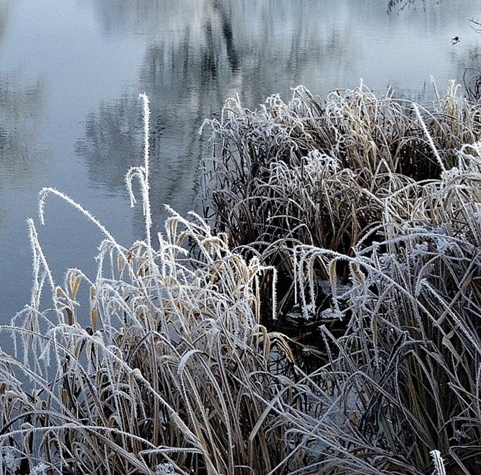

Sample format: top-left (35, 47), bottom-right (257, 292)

top-left (201, 80), bottom-right (481, 319)
top-left (1, 86), bottom-right (480, 474)
top-left (200, 82), bottom-right (481, 473)
top-left (0, 95), bottom-right (295, 475)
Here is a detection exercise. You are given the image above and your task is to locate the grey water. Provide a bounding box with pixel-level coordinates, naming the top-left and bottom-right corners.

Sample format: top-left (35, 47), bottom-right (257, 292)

top-left (0, 0), bottom-right (480, 322)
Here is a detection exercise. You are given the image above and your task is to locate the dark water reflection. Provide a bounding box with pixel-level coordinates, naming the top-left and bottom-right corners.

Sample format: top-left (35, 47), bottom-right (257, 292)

top-left (1, 0), bottom-right (481, 321)
top-left (0, 72), bottom-right (45, 187)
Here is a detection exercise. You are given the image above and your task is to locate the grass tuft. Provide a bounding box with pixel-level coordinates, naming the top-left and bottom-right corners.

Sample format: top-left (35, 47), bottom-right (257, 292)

top-left (1, 83), bottom-right (481, 474)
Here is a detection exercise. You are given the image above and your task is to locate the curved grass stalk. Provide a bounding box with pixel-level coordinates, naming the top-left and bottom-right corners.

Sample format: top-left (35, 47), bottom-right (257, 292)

top-left (412, 102), bottom-right (446, 173)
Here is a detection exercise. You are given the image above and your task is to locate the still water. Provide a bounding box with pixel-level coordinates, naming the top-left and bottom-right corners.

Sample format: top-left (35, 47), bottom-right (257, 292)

top-left (0, 0), bottom-right (480, 321)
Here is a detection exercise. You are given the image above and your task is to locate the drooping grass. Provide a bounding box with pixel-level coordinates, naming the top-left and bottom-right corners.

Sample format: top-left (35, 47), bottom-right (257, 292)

top-left (200, 80), bottom-right (481, 321)
top-left (0, 95), bottom-right (301, 475)
top-left (1, 83), bottom-right (481, 475)
top-left (200, 82), bottom-right (481, 473)
top-left (287, 144), bottom-right (481, 473)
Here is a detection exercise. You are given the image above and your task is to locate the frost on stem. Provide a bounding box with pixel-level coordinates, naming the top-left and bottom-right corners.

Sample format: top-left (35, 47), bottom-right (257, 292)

top-left (430, 450), bottom-right (446, 475)
top-left (155, 462), bottom-right (176, 475)
top-left (126, 93), bottom-right (153, 248)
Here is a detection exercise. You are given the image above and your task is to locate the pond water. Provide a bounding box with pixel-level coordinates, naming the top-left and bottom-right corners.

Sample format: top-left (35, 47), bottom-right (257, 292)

top-left (1, 0), bottom-right (480, 323)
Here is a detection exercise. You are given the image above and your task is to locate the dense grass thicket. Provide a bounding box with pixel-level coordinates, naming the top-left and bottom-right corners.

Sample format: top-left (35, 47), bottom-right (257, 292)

top-left (1, 85), bottom-right (480, 474)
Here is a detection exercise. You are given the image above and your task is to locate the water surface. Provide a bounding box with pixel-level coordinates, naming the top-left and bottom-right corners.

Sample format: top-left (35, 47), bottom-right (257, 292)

top-left (1, 0), bottom-right (480, 322)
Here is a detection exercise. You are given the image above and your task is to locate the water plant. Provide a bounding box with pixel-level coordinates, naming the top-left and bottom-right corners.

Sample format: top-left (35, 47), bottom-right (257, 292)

top-left (201, 80), bottom-right (481, 320)
top-left (1, 83), bottom-right (481, 474)
top-left (0, 94), bottom-right (296, 474)
top-left (286, 143), bottom-right (481, 473)
top-left (200, 82), bottom-right (481, 473)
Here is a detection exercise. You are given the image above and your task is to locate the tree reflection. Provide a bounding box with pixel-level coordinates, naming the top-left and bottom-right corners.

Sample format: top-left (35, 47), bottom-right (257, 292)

top-left (0, 0), bottom-right (44, 185)
top-left (0, 0), bottom-right (9, 42)
top-left (88, 0), bottom-right (215, 36)
top-left (0, 70), bottom-right (45, 246)
top-left (0, 0), bottom-right (45, 230)
top-left (80, 0), bottom-right (473, 240)
top-left (456, 50), bottom-right (481, 102)
top-left (0, 71), bottom-right (44, 188)
top-left (75, 95), bottom-right (143, 197)
top-left (387, 0), bottom-right (428, 13)
top-left (78, 0), bottom-right (357, 238)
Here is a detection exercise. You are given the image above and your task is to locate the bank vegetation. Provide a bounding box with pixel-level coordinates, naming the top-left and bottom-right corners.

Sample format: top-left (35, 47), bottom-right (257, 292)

top-left (1, 84), bottom-right (481, 474)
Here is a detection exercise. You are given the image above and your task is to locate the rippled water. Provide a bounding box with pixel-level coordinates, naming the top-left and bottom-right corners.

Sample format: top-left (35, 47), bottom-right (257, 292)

top-left (0, 0), bottom-right (480, 321)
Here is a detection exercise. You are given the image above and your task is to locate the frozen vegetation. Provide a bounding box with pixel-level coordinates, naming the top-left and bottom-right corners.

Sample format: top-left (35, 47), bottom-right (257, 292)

top-left (1, 84), bottom-right (481, 474)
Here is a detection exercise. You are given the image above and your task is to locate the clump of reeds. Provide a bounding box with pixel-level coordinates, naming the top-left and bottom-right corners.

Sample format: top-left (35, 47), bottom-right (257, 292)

top-left (200, 82), bottom-right (481, 473)
top-left (0, 95), bottom-right (302, 475)
top-left (287, 141), bottom-right (481, 473)
top-left (200, 81), bottom-right (481, 321)
top-left (2, 83), bottom-right (481, 475)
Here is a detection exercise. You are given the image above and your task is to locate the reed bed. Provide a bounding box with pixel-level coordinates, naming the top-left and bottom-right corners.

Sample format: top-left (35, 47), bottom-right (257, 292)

top-left (199, 82), bottom-right (481, 472)
top-left (1, 208), bottom-right (300, 474)
top-left (1, 85), bottom-right (480, 474)
top-left (0, 95), bottom-right (300, 475)
top-left (286, 143), bottom-right (481, 473)
top-left (201, 80), bottom-right (481, 319)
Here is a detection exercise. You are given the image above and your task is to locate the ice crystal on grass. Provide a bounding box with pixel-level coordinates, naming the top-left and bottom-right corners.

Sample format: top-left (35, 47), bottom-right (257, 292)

top-left (430, 450), bottom-right (446, 475)
top-left (200, 81), bottom-right (481, 473)
top-left (29, 463), bottom-right (49, 475)
top-left (0, 92), bottom-right (291, 475)
top-left (0, 446), bottom-right (19, 472)
top-left (155, 462), bottom-right (175, 475)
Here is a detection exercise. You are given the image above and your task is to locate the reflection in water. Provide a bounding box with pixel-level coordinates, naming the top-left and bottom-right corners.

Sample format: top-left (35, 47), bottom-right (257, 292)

top-left (0, 69), bottom-right (44, 320)
top-left (1, 0), bottom-right (480, 320)
top-left (77, 0), bottom-right (365, 237)
top-left (88, 0), bottom-right (214, 36)
top-left (387, 0), bottom-right (426, 13)
top-left (0, 69), bottom-right (45, 191)
top-left (77, 0), bottom-right (481, 241)
top-left (78, 0), bottom-right (240, 237)
top-left (0, 1), bottom-right (9, 42)
top-left (458, 54), bottom-right (481, 102)
top-left (75, 95), bottom-right (143, 197)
